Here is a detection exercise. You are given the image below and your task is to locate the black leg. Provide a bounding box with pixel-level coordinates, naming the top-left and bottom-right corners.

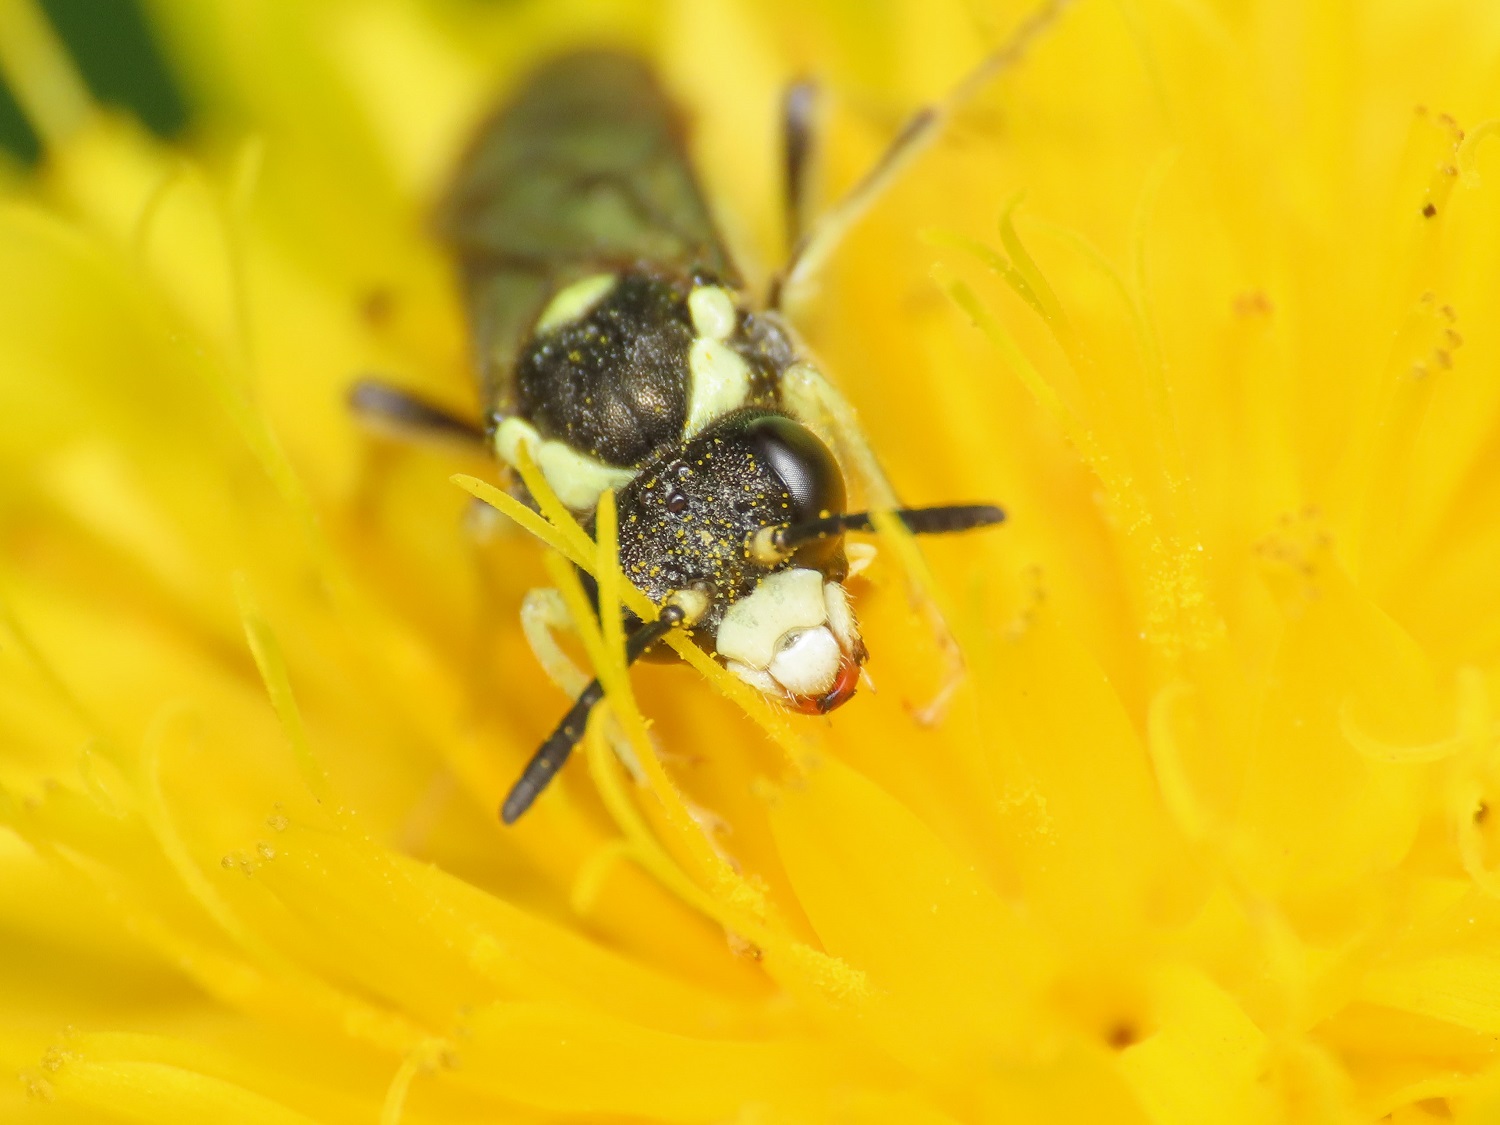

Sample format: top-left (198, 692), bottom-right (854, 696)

top-left (348, 377), bottom-right (486, 450)
top-left (770, 0), bottom-right (1075, 308)
top-left (781, 77), bottom-right (818, 258)
top-left (500, 604), bottom-right (686, 824)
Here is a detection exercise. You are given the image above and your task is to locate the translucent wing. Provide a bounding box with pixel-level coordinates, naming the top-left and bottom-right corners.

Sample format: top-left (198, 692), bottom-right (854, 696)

top-left (438, 51), bottom-right (737, 412)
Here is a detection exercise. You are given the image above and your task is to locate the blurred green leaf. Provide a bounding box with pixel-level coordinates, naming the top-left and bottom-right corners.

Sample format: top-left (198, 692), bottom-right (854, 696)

top-left (0, 0), bottom-right (188, 164)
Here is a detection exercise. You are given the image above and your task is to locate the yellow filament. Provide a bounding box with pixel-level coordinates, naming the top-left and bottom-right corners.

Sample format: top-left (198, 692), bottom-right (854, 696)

top-left (138, 702), bottom-right (265, 955)
top-left (524, 500), bottom-right (857, 967)
top-left (233, 575), bottom-right (335, 808)
top-left (936, 267), bottom-right (1093, 457)
top-left (569, 836), bottom-right (631, 915)
top-left (129, 160), bottom-right (189, 266)
top-left (868, 507), bottom-right (969, 723)
top-left (580, 722), bottom-right (733, 926)
top-left (379, 1039), bottom-right (450, 1125)
top-left (922, 225), bottom-right (1050, 324)
top-left (1145, 682), bottom-right (1212, 845)
top-left (543, 550), bottom-right (766, 932)
top-left (594, 489), bottom-right (630, 686)
top-left (451, 473), bottom-right (589, 570)
top-left (513, 442), bottom-right (596, 563)
top-left (996, 205), bottom-right (1103, 408)
top-left (543, 540), bottom-right (725, 886)
top-left (1337, 698), bottom-right (1479, 765)
top-left (1456, 118), bottom-right (1500, 184)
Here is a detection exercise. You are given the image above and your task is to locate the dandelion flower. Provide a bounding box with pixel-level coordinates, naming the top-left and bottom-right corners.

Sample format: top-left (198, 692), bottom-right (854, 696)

top-left (4, 0), bottom-right (1500, 1121)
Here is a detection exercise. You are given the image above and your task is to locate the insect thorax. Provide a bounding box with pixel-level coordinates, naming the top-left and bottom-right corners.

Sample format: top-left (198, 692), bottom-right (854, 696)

top-left (493, 268), bottom-right (798, 510)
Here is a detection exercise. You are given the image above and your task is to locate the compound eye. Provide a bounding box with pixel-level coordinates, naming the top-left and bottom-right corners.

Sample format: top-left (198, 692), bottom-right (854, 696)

top-left (743, 415), bottom-right (846, 523)
top-left (743, 415), bottom-right (846, 567)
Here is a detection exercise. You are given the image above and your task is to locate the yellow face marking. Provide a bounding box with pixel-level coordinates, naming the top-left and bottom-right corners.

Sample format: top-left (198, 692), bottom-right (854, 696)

top-left (535, 273), bottom-right (617, 335)
top-left (688, 285), bottom-right (737, 341)
top-left (715, 567), bottom-right (828, 671)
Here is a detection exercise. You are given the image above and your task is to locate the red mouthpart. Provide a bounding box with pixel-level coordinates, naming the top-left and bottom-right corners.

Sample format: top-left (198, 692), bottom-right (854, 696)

top-left (787, 655), bottom-right (862, 715)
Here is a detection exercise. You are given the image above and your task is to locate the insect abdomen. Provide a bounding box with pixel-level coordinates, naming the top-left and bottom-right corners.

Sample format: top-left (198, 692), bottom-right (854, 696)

top-left (439, 52), bottom-right (736, 412)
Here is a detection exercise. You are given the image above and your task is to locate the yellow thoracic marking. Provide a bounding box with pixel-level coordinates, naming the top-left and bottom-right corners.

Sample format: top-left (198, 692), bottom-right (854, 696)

top-left (494, 417), bottom-right (635, 511)
top-left (688, 285), bottom-right (737, 341)
top-left (685, 338), bottom-right (751, 438)
top-left (535, 273), bottom-right (617, 334)
top-left (683, 285), bottom-right (749, 437)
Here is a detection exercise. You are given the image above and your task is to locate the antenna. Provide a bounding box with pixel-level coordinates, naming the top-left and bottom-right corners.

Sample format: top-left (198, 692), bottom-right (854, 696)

top-left (749, 503), bottom-right (1005, 564)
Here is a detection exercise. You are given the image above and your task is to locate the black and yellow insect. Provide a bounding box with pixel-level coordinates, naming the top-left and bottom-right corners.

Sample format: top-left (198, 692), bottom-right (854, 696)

top-left (353, 12), bottom-right (1067, 822)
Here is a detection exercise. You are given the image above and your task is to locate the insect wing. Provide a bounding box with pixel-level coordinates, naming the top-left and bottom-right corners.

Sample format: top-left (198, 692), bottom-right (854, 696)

top-left (438, 51), bottom-right (738, 408)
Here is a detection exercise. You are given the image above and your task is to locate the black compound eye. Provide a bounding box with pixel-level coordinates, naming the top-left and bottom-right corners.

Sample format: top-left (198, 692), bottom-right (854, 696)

top-left (742, 413), bottom-right (846, 526)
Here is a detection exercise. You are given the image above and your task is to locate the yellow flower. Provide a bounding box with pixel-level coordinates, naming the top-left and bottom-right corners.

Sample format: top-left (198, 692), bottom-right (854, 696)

top-left (3, 0), bottom-right (1500, 1120)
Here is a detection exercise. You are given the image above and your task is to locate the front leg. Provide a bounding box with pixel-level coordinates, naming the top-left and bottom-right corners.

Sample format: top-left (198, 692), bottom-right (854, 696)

top-left (780, 363), bottom-right (968, 724)
top-left (781, 362), bottom-right (902, 510)
top-left (520, 587), bottom-right (592, 699)
top-left (780, 77), bottom-right (819, 264)
top-left (519, 587), bottom-right (645, 782)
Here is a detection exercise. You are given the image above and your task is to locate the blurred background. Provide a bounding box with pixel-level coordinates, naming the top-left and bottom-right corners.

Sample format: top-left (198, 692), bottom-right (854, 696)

top-left (0, 0), bottom-right (186, 164)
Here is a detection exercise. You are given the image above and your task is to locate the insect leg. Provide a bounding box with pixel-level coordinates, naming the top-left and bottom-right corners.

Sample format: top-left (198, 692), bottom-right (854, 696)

top-left (781, 78), bottom-right (819, 256)
top-left (518, 587), bottom-right (646, 784)
top-left (503, 605), bottom-right (686, 824)
top-left (520, 586), bottom-right (594, 699)
top-left (781, 364), bottom-right (902, 510)
top-left (770, 0), bottom-right (1074, 307)
top-left (463, 493), bottom-right (514, 543)
top-left (780, 363), bottom-right (970, 724)
top-left (348, 377), bottom-right (487, 450)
